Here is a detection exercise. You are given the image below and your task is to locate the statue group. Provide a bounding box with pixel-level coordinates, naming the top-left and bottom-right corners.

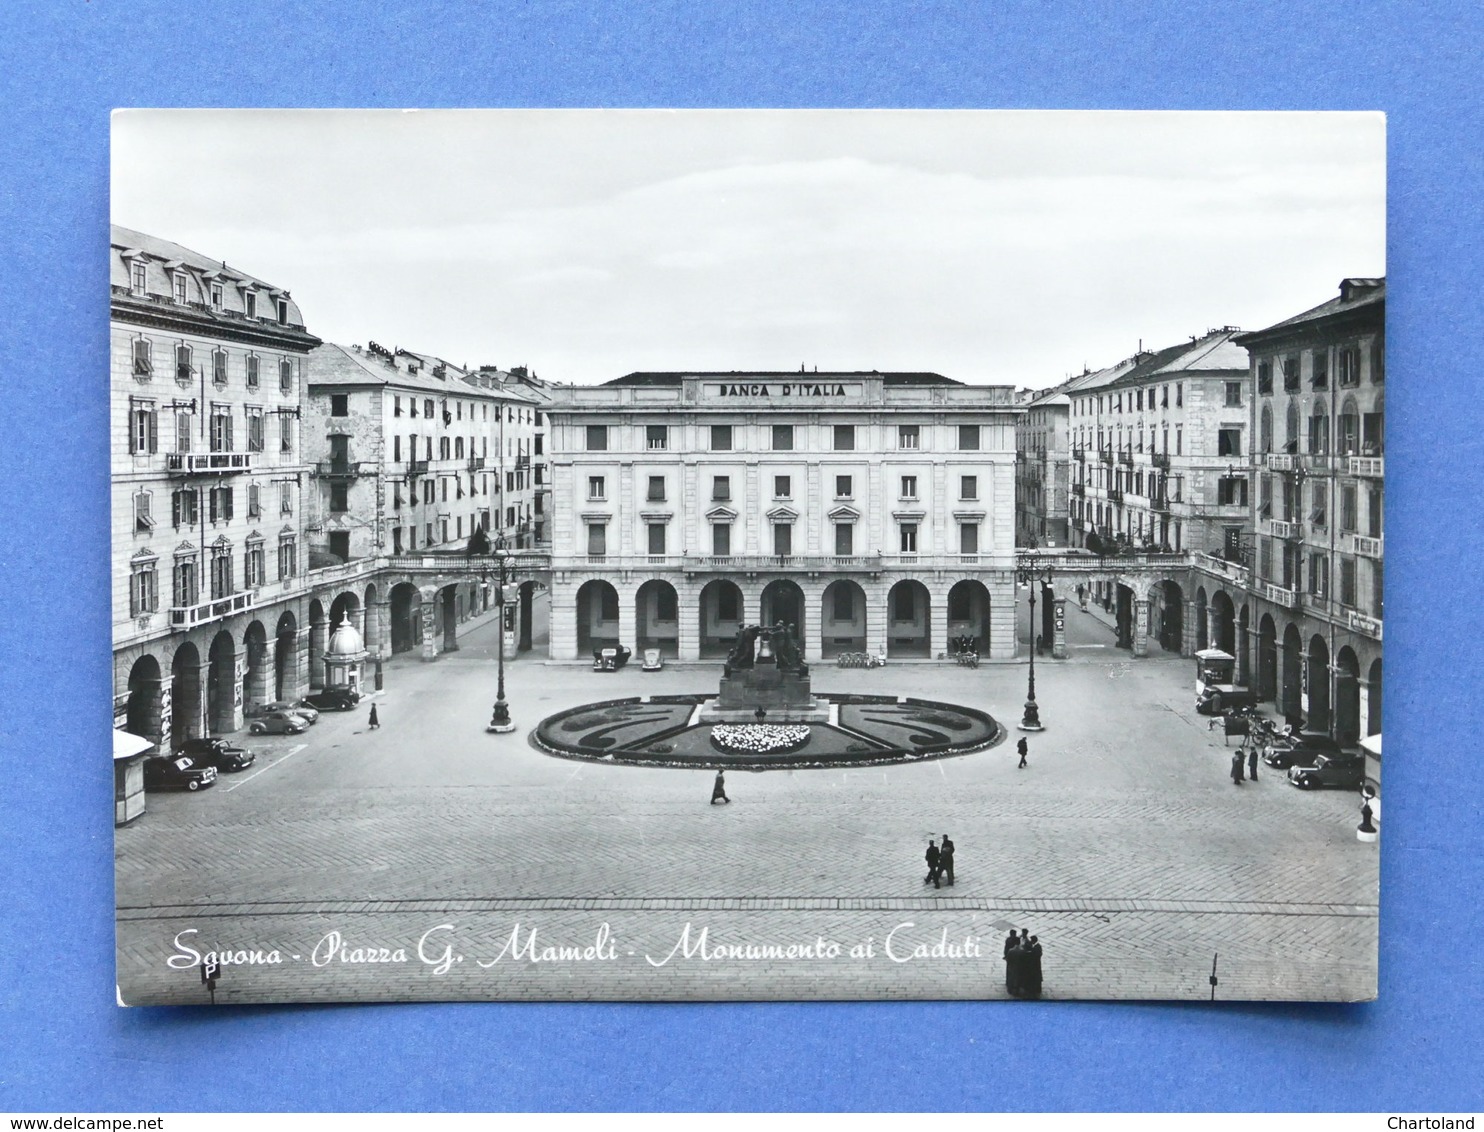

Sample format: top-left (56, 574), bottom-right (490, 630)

top-left (723, 622), bottom-right (808, 679)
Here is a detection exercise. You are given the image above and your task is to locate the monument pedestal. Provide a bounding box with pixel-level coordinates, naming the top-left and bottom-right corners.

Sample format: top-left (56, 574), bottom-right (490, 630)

top-left (696, 663), bottom-right (830, 723)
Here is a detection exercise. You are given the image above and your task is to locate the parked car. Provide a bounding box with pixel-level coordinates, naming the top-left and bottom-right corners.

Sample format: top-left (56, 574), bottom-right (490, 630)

top-left (301, 687), bottom-right (361, 711)
top-left (1195, 685), bottom-right (1261, 716)
top-left (248, 710), bottom-right (309, 735)
top-left (176, 736), bottom-right (254, 772)
top-left (1263, 732), bottom-right (1343, 770)
top-left (143, 755), bottom-right (217, 792)
top-left (1289, 751), bottom-right (1366, 790)
top-left (246, 700), bottom-right (319, 724)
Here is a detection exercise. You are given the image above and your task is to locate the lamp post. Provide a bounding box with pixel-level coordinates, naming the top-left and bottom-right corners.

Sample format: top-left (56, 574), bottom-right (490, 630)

top-left (1016, 553), bottom-right (1055, 731)
top-left (485, 535), bottom-right (518, 733)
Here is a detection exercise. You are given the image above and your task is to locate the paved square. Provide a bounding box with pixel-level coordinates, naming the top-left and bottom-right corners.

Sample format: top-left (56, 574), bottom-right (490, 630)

top-left (115, 603), bottom-right (1377, 1005)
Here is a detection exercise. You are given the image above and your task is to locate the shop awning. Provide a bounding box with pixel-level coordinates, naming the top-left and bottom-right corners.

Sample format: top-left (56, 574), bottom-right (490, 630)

top-left (113, 729), bottom-right (155, 761)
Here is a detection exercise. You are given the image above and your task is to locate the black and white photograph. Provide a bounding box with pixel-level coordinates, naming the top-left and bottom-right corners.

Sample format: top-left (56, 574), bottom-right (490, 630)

top-left (109, 109), bottom-right (1385, 1005)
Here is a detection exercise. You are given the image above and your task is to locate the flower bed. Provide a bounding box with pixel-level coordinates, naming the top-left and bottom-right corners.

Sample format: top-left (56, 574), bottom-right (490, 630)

top-left (710, 723), bottom-right (811, 755)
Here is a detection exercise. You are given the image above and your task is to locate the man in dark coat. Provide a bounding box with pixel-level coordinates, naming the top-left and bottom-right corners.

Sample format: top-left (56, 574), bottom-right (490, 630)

top-left (710, 769), bottom-right (730, 805)
top-left (1024, 935), bottom-right (1044, 999)
top-left (1017, 736), bottom-right (1029, 769)
top-left (1231, 750), bottom-right (1245, 785)
top-left (1003, 931), bottom-right (1022, 997)
top-left (924, 839), bottom-right (941, 888)
top-left (939, 834), bottom-right (955, 886)
top-left (1248, 744), bottom-right (1259, 782)
top-left (368, 703), bottom-right (380, 729)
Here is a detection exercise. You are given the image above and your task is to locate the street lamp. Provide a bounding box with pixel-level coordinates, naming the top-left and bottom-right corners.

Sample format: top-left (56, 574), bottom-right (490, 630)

top-left (1016, 553), bottom-right (1055, 731)
top-left (484, 535), bottom-right (518, 734)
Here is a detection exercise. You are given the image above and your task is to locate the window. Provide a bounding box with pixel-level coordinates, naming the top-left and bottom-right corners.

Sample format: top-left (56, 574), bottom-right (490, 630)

top-left (1371, 339), bottom-right (1385, 384)
top-left (647, 476), bottom-right (666, 502)
top-left (835, 474), bottom-right (853, 498)
top-left (899, 523), bottom-right (918, 553)
top-left (1341, 484), bottom-right (1358, 531)
top-left (439, 437), bottom-right (451, 460)
top-left (1175, 426), bottom-right (1183, 456)
top-left (330, 483), bottom-right (349, 513)
top-left (245, 541), bottom-right (266, 587)
top-left (208, 485), bottom-right (234, 523)
top-left (1337, 345), bottom-right (1361, 386)
top-left (1176, 383), bottom-right (1184, 407)
top-left (646, 425), bottom-right (668, 451)
top-left (246, 484), bottom-right (261, 518)
top-left (773, 523), bottom-right (793, 557)
top-left (586, 425), bottom-right (608, 451)
top-left (1367, 486), bottom-right (1383, 538)
top-left (330, 394), bottom-right (349, 417)
top-left (833, 424), bottom-right (855, 451)
top-left (246, 407), bottom-right (264, 452)
top-left (424, 399), bottom-right (435, 419)
top-left (835, 523), bottom-right (854, 556)
top-left (279, 414), bottom-right (293, 454)
top-left (277, 298), bottom-right (289, 324)
top-left (204, 348), bottom-right (225, 387)
top-left (1217, 476), bottom-right (1248, 507)
top-left (1308, 552), bottom-right (1329, 598)
top-left (712, 475), bottom-right (730, 502)
top-left (900, 475), bottom-right (918, 499)
top-left (892, 585), bottom-right (916, 621)
top-left (394, 396), bottom-right (403, 418)
top-left (278, 537), bottom-right (296, 580)
top-left (1282, 356), bottom-right (1300, 392)
top-left (712, 522), bottom-right (731, 556)
top-left (209, 404), bottom-right (232, 452)
top-left (1136, 390), bottom-right (1143, 411)
top-left (172, 556), bottom-right (199, 608)
top-left (960, 475), bottom-right (978, 501)
top-left (771, 424), bottom-right (794, 451)
top-left (133, 491), bottom-right (154, 533)
top-left (1224, 382), bottom-right (1243, 408)
top-left (210, 544), bottom-right (234, 599)
top-left (587, 523), bottom-right (607, 557)
top-left (710, 424), bottom-right (732, 451)
top-left (773, 475), bottom-right (791, 499)
top-left (392, 527), bottom-right (404, 554)
top-left (898, 424), bottom-right (920, 450)
top-left (1310, 482), bottom-right (1327, 528)
top-left (244, 291), bottom-right (257, 319)
top-left (279, 358), bottom-right (293, 393)
top-left (132, 337), bottom-right (152, 377)
top-left (1257, 361), bottom-right (1272, 394)
top-left (958, 425), bottom-right (980, 451)
top-left (647, 523), bottom-right (667, 556)
top-left (1338, 557), bottom-right (1357, 608)
top-left (129, 399), bottom-right (157, 455)
top-left (210, 282), bottom-right (223, 310)
top-left (175, 344), bottom-right (193, 382)
top-left (1311, 350), bottom-right (1328, 389)
top-left (129, 558), bottom-right (158, 616)
top-left (960, 522), bottom-right (979, 555)
top-left (171, 488), bottom-right (199, 528)
top-left (172, 273), bottom-right (187, 305)
top-left (587, 475), bottom-right (606, 501)
top-left (129, 260), bottom-right (147, 295)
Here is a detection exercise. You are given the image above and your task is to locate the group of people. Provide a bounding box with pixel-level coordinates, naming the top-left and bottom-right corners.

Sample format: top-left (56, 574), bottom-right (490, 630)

top-left (1004, 928), bottom-right (1044, 999)
top-left (923, 835), bottom-right (955, 887)
top-left (1230, 743), bottom-right (1260, 785)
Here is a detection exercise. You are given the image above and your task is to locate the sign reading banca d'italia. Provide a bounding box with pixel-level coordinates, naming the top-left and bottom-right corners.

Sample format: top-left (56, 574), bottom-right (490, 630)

top-left (704, 381), bottom-right (863, 399)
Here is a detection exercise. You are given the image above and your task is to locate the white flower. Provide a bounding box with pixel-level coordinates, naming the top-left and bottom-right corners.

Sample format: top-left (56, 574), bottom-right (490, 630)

top-left (711, 723), bottom-right (810, 754)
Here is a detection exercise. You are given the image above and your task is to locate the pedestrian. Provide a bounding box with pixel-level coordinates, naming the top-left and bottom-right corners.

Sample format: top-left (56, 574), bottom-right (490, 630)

top-left (939, 834), bottom-right (955, 886)
top-left (710, 769), bottom-right (730, 805)
top-left (1004, 930), bottom-right (1022, 997)
top-left (368, 703), bottom-right (380, 729)
top-left (924, 839), bottom-right (941, 888)
top-left (1248, 743), bottom-right (1259, 782)
top-left (1017, 736), bottom-right (1029, 769)
top-left (1024, 935), bottom-right (1044, 999)
top-left (1230, 749), bottom-right (1245, 786)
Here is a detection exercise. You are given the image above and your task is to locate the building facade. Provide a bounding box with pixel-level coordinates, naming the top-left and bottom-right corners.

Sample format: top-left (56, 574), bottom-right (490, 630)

top-left (112, 225), bottom-right (321, 749)
top-left (544, 372), bottom-right (1021, 662)
top-left (1234, 278), bottom-right (1384, 743)
top-left (1015, 388), bottom-right (1071, 548)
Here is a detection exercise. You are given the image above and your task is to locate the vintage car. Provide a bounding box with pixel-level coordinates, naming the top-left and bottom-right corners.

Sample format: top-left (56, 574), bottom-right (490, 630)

top-left (176, 736), bottom-right (254, 772)
top-left (142, 755), bottom-right (217, 792)
top-left (593, 645), bottom-right (632, 672)
top-left (301, 687), bottom-right (361, 711)
top-left (246, 700), bottom-right (320, 725)
top-left (1263, 732), bottom-right (1343, 770)
top-left (1289, 751), bottom-right (1367, 790)
top-left (248, 710), bottom-right (309, 735)
top-left (641, 648), bottom-right (664, 672)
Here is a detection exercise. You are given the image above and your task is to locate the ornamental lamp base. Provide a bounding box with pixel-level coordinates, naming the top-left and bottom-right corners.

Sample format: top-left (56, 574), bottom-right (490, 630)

top-left (1356, 828), bottom-right (1378, 843)
top-left (487, 701), bottom-right (516, 734)
top-left (1017, 700), bottom-right (1044, 731)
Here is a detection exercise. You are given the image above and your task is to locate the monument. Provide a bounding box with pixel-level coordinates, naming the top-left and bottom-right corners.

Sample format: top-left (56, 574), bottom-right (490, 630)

top-left (697, 622), bottom-right (831, 723)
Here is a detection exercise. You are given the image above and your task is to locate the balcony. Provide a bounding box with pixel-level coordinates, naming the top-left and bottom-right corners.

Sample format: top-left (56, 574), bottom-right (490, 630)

top-left (1151, 495), bottom-right (1170, 514)
top-left (1099, 448), bottom-right (1114, 465)
top-left (1107, 486), bottom-right (1124, 504)
top-left (1072, 446), bottom-right (1086, 462)
top-left (681, 553), bottom-right (884, 575)
top-left (1350, 534), bottom-right (1384, 559)
top-left (166, 452), bottom-right (254, 476)
top-left (1118, 450), bottom-right (1134, 467)
top-left (1348, 455), bottom-right (1384, 478)
top-left (1269, 519), bottom-right (1300, 540)
top-left (1266, 453), bottom-right (1299, 472)
top-left (170, 590), bottom-right (255, 628)
top-left (404, 459), bottom-right (429, 480)
top-left (1071, 482), bottom-right (1085, 498)
top-left (468, 456), bottom-right (486, 472)
top-left (1262, 582), bottom-right (1299, 609)
top-left (314, 460), bottom-right (366, 479)
top-left (1305, 454), bottom-right (1336, 473)
top-left (1151, 452), bottom-right (1171, 470)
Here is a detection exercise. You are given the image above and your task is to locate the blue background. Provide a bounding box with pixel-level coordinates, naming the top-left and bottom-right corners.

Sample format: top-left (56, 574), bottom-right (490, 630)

top-left (1, 0), bottom-right (1480, 1113)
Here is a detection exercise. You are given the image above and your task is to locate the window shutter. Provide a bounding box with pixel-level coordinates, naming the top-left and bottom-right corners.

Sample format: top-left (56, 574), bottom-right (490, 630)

top-left (225, 487), bottom-right (234, 520)
top-left (147, 410), bottom-right (158, 453)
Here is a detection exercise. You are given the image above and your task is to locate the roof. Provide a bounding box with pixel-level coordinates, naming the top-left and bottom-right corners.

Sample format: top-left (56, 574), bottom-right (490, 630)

top-left (308, 343), bottom-right (539, 402)
top-left (1234, 278), bottom-right (1386, 345)
top-left (604, 370), bottom-right (963, 387)
top-left (110, 224), bottom-right (310, 329)
top-left (1105, 330), bottom-right (1247, 389)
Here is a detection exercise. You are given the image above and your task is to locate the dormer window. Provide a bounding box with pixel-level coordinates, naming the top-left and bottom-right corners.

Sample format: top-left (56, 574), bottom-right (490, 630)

top-left (210, 282), bottom-right (224, 310)
top-left (172, 273), bottom-right (188, 305)
top-left (129, 260), bottom-right (147, 296)
top-left (244, 291), bottom-right (257, 319)
top-left (277, 298), bottom-right (289, 324)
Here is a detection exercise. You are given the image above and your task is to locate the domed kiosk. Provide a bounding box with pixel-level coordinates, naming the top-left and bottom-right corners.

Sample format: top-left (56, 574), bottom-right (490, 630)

top-left (323, 615), bottom-right (369, 698)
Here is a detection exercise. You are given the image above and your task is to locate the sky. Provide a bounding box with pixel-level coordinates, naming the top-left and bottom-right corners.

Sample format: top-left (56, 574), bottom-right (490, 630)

top-left (111, 110), bottom-right (1385, 389)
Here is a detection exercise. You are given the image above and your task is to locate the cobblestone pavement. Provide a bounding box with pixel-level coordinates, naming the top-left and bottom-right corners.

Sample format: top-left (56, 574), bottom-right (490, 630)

top-left (116, 603), bottom-right (1378, 1005)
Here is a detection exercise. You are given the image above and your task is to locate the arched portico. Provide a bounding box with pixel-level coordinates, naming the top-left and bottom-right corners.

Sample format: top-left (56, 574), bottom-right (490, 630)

top-left (242, 620), bottom-right (271, 711)
top-left (1307, 634), bottom-right (1331, 734)
top-left (170, 641), bottom-right (204, 747)
top-left (1257, 614), bottom-right (1278, 702)
top-left (699, 579), bottom-right (744, 658)
top-left (1367, 658), bottom-right (1382, 736)
top-left (207, 629), bottom-right (241, 734)
top-left (946, 580), bottom-right (991, 653)
top-left (886, 580), bottom-right (930, 658)
top-left (760, 579), bottom-right (805, 635)
top-left (1210, 590), bottom-right (1236, 655)
top-left (1155, 580), bottom-right (1184, 653)
top-left (1335, 646), bottom-right (1361, 743)
top-left (822, 579), bottom-right (868, 657)
top-left (389, 583), bottom-right (421, 655)
top-left (1280, 623), bottom-right (1304, 724)
top-left (1194, 587), bottom-right (1209, 652)
top-left (636, 579), bottom-right (680, 658)
top-left (125, 654), bottom-right (166, 749)
top-left (274, 610), bottom-right (300, 700)
top-left (576, 579), bottom-right (621, 653)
